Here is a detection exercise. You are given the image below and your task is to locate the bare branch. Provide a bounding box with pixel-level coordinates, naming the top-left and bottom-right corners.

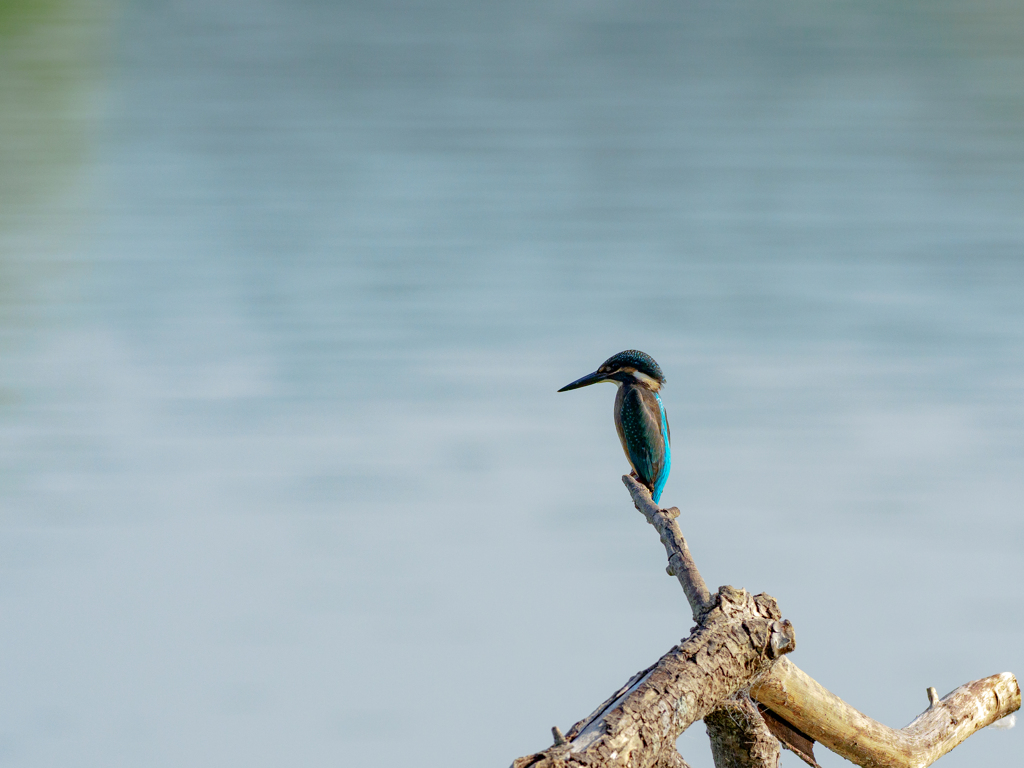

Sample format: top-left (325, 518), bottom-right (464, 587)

top-left (752, 657), bottom-right (1021, 768)
top-left (622, 475), bottom-right (712, 620)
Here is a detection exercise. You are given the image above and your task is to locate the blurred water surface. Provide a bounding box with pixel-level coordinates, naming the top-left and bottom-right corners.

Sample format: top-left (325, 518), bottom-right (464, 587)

top-left (1, 1), bottom-right (1023, 766)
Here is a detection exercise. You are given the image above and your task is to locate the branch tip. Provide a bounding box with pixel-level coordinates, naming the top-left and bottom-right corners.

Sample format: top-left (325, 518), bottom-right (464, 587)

top-left (927, 687), bottom-right (940, 707)
top-left (552, 726), bottom-right (566, 746)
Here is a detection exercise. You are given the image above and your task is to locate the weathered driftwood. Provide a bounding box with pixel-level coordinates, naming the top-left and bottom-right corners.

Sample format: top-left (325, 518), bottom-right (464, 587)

top-left (752, 658), bottom-right (1020, 768)
top-left (627, 477), bottom-right (791, 768)
top-left (512, 585), bottom-right (796, 768)
top-left (509, 476), bottom-right (1020, 768)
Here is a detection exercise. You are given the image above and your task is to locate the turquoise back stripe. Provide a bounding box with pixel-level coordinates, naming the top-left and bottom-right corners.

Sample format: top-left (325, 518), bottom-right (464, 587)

top-left (653, 392), bottom-right (671, 503)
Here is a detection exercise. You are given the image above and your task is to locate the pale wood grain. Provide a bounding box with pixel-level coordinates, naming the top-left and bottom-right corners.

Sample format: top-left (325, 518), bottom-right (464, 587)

top-left (752, 657), bottom-right (1020, 768)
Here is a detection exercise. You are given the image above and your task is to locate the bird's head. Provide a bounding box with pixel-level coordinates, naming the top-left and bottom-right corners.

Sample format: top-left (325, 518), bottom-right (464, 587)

top-left (558, 349), bottom-right (666, 392)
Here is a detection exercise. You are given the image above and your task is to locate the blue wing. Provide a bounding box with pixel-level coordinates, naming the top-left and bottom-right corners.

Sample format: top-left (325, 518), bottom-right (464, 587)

top-left (616, 385), bottom-right (671, 502)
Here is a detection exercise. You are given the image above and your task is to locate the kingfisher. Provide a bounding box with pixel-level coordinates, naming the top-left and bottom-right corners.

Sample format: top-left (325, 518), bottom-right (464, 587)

top-left (558, 350), bottom-right (671, 503)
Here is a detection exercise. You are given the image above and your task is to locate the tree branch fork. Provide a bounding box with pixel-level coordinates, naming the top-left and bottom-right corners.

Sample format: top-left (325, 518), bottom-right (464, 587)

top-left (511, 476), bottom-right (1019, 768)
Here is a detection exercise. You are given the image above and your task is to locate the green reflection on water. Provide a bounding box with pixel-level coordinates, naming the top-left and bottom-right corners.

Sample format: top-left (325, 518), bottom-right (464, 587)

top-left (0, 0), bottom-right (114, 343)
top-left (0, 0), bottom-right (113, 214)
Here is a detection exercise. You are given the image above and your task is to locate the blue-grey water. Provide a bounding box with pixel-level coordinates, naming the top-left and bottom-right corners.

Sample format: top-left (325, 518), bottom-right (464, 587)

top-left (1, 2), bottom-right (1022, 766)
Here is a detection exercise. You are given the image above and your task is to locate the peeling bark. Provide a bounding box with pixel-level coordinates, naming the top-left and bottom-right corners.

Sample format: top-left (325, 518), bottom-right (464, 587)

top-left (756, 704), bottom-right (819, 767)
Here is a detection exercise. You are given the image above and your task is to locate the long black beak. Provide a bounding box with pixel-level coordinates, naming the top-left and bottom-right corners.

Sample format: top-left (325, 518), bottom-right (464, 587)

top-left (558, 370), bottom-right (613, 392)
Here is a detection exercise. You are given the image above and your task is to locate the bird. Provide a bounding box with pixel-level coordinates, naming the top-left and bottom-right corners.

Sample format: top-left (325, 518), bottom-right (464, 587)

top-left (558, 350), bottom-right (671, 503)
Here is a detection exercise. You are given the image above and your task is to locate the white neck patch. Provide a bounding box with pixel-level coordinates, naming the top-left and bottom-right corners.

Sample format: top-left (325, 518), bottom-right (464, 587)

top-left (632, 370), bottom-right (661, 390)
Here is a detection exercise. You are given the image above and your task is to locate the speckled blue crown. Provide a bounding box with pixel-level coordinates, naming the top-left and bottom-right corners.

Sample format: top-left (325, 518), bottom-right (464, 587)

top-left (601, 350), bottom-right (665, 383)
